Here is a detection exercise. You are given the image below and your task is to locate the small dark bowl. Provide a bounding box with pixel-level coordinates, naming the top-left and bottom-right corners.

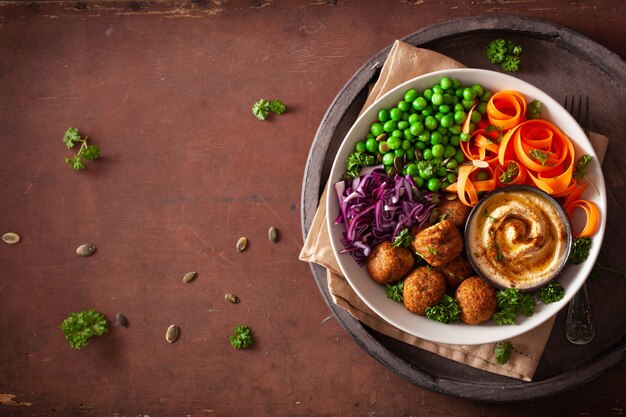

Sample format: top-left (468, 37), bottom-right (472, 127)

top-left (463, 185), bottom-right (573, 292)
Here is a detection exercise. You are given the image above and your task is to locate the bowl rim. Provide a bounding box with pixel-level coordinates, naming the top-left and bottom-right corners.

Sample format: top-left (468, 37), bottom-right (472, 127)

top-left (463, 184), bottom-right (574, 292)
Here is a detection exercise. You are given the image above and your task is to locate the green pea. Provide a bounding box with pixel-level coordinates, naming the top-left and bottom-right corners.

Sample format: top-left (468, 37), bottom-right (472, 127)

top-left (383, 120), bottom-right (397, 133)
top-left (382, 152), bottom-right (395, 166)
top-left (401, 139), bottom-right (412, 150)
top-left (406, 146), bottom-right (416, 160)
top-left (378, 109), bottom-right (390, 123)
top-left (423, 89), bottom-right (434, 101)
top-left (401, 112), bottom-right (409, 121)
top-left (404, 89), bottom-right (418, 103)
top-left (447, 173), bottom-right (457, 183)
top-left (446, 159), bottom-right (458, 169)
top-left (444, 144), bottom-right (456, 158)
top-left (355, 141), bottom-right (366, 152)
top-left (419, 168), bottom-right (432, 180)
top-left (388, 136), bottom-right (402, 150)
top-left (413, 176), bottom-right (424, 187)
top-left (410, 121), bottom-right (425, 136)
top-left (476, 171), bottom-right (489, 181)
top-left (453, 110), bottom-right (467, 124)
top-left (415, 141), bottom-right (426, 150)
top-left (417, 131), bottom-right (430, 143)
top-left (462, 88), bottom-right (476, 101)
top-left (432, 156), bottom-right (444, 166)
top-left (365, 137), bottom-right (378, 153)
top-left (443, 94), bottom-right (453, 105)
top-left (430, 131), bottom-right (443, 145)
top-left (412, 97), bottom-right (428, 111)
top-left (397, 120), bottom-right (409, 130)
top-left (452, 78), bottom-right (461, 89)
top-left (434, 112), bottom-right (444, 122)
top-left (406, 163), bottom-right (419, 177)
top-left (454, 103), bottom-right (465, 112)
top-left (471, 110), bottom-right (482, 123)
top-left (431, 144), bottom-right (445, 158)
top-left (379, 141), bottom-right (391, 154)
top-left (432, 85), bottom-right (443, 95)
top-left (477, 102), bottom-right (487, 115)
top-left (427, 178), bottom-right (442, 191)
top-left (391, 129), bottom-right (403, 138)
top-left (441, 135), bottom-right (449, 145)
top-left (408, 113), bottom-right (420, 124)
top-left (438, 126), bottom-right (448, 135)
top-left (439, 77), bottom-right (452, 90)
top-left (423, 148), bottom-right (433, 160)
top-left (431, 92), bottom-right (444, 106)
top-left (449, 135), bottom-right (460, 147)
top-left (455, 88), bottom-right (464, 98)
top-left (371, 122), bottom-right (384, 137)
top-left (471, 84), bottom-right (484, 97)
top-left (481, 90), bottom-right (493, 102)
top-left (394, 149), bottom-right (405, 157)
top-left (438, 104), bottom-right (451, 114)
top-left (440, 115), bottom-right (454, 128)
top-left (389, 108), bottom-right (402, 121)
top-left (398, 101), bottom-right (410, 112)
top-left (403, 129), bottom-right (414, 141)
top-left (462, 98), bottom-right (476, 110)
top-left (435, 166), bottom-right (447, 177)
top-left (460, 132), bottom-right (471, 142)
top-left (455, 149), bottom-right (465, 163)
top-left (366, 132), bottom-right (374, 139)
top-left (421, 107), bottom-right (434, 117)
top-left (448, 125), bottom-right (462, 135)
top-left (424, 116), bottom-right (438, 131)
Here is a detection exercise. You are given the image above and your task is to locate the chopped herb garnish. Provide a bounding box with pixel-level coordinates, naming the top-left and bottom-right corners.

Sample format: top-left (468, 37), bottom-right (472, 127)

top-left (573, 154), bottom-right (593, 180)
top-left (343, 151), bottom-right (375, 179)
top-left (499, 162), bottom-right (519, 184)
top-left (539, 281), bottom-right (565, 304)
top-left (386, 281), bottom-right (404, 302)
top-left (493, 288), bottom-right (536, 325)
top-left (392, 228), bottom-right (413, 248)
top-left (427, 246), bottom-right (438, 254)
top-left (425, 295), bottom-right (461, 324)
top-left (252, 98), bottom-right (287, 121)
top-left (526, 99), bottom-right (542, 120)
top-left (529, 149), bottom-right (550, 166)
top-left (569, 237), bottom-right (592, 265)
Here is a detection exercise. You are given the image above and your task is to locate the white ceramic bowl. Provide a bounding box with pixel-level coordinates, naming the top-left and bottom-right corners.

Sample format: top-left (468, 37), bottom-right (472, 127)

top-left (326, 68), bottom-right (606, 345)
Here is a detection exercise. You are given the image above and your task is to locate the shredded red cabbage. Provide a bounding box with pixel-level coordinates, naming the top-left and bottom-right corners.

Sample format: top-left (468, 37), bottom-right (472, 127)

top-left (334, 165), bottom-right (438, 265)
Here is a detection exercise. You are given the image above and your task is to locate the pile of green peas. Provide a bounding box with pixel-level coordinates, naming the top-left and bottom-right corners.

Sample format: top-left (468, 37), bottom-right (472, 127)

top-left (352, 77), bottom-right (493, 192)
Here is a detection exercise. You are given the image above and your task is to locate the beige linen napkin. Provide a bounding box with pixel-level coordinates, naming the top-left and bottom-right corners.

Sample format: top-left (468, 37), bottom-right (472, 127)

top-left (300, 40), bottom-right (608, 381)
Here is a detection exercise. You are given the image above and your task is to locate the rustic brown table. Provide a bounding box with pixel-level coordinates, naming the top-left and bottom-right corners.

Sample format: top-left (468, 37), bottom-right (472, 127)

top-left (1, 1), bottom-right (624, 416)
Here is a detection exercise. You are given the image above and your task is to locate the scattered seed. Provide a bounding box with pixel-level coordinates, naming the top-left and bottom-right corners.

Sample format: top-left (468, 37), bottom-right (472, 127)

top-left (236, 237), bottom-right (248, 252)
top-left (376, 153), bottom-right (383, 164)
top-left (414, 149), bottom-right (423, 161)
top-left (166, 324), bottom-right (179, 343)
top-left (76, 244), bottom-right (96, 256)
top-left (393, 156), bottom-right (404, 173)
top-left (429, 209), bottom-right (440, 224)
top-left (268, 226), bottom-right (278, 243)
top-left (472, 159), bottom-right (489, 168)
top-left (182, 271), bottom-right (197, 283)
top-left (115, 313), bottom-right (128, 327)
top-left (2, 232), bottom-right (20, 244)
top-left (387, 167), bottom-right (397, 176)
top-left (441, 157), bottom-right (451, 167)
top-left (225, 293), bottom-right (240, 304)
top-left (379, 142), bottom-right (390, 153)
top-left (445, 193), bottom-right (458, 200)
top-left (375, 133), bottom-right (388, 142)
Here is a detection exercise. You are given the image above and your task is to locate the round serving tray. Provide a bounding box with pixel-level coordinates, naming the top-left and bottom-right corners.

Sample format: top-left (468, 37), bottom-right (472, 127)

top-left (300, 15), bottom-right (626, 402)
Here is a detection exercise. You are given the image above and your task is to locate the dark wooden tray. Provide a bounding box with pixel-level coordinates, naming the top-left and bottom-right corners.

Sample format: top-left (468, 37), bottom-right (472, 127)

top-left (300, 15), bottom-right (626, 402)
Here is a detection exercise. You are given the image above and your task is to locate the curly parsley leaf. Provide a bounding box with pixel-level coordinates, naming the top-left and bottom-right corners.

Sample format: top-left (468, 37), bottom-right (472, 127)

top-left (573, 154), bottom-right (593, 180)
top-left (570, 237), bottom-right (592, 265)
top-left (425, 295), bottom-right (461, 324)
top-left (65, 156), bottom-right (86, 170)
top-left (230, 324), bottom-right (254, 349)
top-left (386, 281), bottom-right (404, 302)
top-left (63, 127), bottom-right (82, 148)
top-left (486, 39), bottom-right (523, 72)
top-left (526, 99), bottom-right (542, 120)
top-left (540, 281), bottom-right (565, 304)
top-left (60, 309), bottom-right (108, 349)
top-left (344, 151), bottom-right (375, 179)
top-left (493, 288), bottom-right (536, 325)
top-left (495, 341), bottom-right (513, 364)
top-left (79, 144), bottom-right (100, 161)
top-left (416, 160), bottom-right (436, 178)
top-left (63, 127), bottom-right (100, 170)
top-left (252, 98), bottom-right (286, 120)
top-left (499, 162), bottom-right (519, 184)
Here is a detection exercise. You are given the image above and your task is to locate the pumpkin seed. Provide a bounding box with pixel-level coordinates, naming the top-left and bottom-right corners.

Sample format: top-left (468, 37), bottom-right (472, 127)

top-left (375, 133), bottom-right (388, 142)
top-left (2, 232), bottom-right (20, 244)
top-left (393, 156), bottom-right (404, 173)
top-left (445, 193), bottom-right (458, 200)
top-left (268, 226), bottom-right (278, 243)
top-left (415, 149), bottom-right (423, 161)
top-left (76, 244), bottom-right (96, 256)
top-left (429, 208), bottom-right (440, 225)
top-left (472, 159), bottom-right (489, 168)
top-left (387, 167), bottom-right (397, 177)
top-left (379, 142), bottom-right (390, 153)
top-left (225, 293), bottom-right (240, 304)
top-left (115, 313), bottom-right (128, 327)
top-left (236, 237), bottom-right (248, 252)
top-left (166, 324), bottom-right (179, 343)
top-left (182, 271), bottom-right (197, 283)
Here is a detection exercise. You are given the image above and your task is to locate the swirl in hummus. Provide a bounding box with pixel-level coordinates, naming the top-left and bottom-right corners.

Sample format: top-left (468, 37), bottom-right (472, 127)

top-left (466, 189), bottom-right (570, 290)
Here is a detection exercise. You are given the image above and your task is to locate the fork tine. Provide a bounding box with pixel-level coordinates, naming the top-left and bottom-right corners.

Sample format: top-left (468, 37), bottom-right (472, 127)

top-left (583, 95), bottom-right (590, 135)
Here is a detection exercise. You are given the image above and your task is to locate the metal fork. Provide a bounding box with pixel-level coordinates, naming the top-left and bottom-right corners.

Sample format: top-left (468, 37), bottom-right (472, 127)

top-left (563, 94), bottom-right (595, 345)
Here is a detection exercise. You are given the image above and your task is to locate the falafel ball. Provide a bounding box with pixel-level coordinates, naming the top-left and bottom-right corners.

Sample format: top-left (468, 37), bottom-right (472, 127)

top-left (412, 219), bottom-right (463, 266)
top-left (366, 241), bottom-right (415, 285)
top-left (402, 266), bottom-right (446, 316)
top-left (455, 276), bottom-right (497, 324)
top-left (439, 255), bottom-right (475, 288)
top-left (438, 196), bottom-right (472, 228)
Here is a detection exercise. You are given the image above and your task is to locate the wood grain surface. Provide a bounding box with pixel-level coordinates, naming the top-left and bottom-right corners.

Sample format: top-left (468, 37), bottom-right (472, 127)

top-left (0, 1), bottom-right (624, 416)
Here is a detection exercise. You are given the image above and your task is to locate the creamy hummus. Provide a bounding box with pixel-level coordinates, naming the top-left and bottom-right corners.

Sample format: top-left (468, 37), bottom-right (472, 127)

top-left (466, 189), bottom-right (570, 290)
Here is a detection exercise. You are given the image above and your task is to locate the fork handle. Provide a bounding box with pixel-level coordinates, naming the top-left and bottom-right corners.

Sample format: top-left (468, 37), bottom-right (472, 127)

top-left (565, 283), bottom-right (594, 344)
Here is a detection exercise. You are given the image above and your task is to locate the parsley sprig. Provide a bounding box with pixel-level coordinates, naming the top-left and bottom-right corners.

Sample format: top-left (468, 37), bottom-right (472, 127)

top-left (63, 127), bottom-right (100, 170)
top-left (526, 99), bottom-right (542, 120)
top-left (493, 288), bottom-right (535, 325)
top-left (252, 99), bottom-right (287, 120)
top-left (386, 281), bottom-right (404, 302)
top-left (343, 151), bottom-right (375, 179)
top-left (60, 309), bottom-right (108, 349)
top-left (392, 228), bottom-right (413, 248)
top-left (485, 39), bottom-right (523, 72)
top-left (425, 295), bottom-right (461, 324)
top-left (495, 341), bottom-right (513, 364)
top-left (499, 162), bottom-right (519, 184)
top-left (539, 281), bottom-right (565, 304)
top-left (230, 324), bottom-right (254, 349)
